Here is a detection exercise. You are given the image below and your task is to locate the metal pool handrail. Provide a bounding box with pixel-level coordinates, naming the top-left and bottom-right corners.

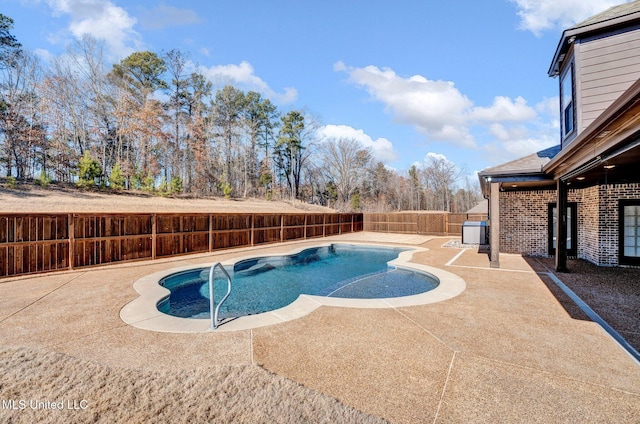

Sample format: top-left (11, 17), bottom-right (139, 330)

top-left (208, 262), bottom-right (233, 330)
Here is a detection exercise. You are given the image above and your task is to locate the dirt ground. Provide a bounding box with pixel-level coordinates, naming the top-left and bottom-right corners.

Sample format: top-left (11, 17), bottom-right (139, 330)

top-left (0, 185), bottom-right (334, 214)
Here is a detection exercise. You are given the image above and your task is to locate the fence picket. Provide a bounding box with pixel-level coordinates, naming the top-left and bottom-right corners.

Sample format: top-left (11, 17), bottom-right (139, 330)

top-left (363, 212), bottom-right (488, 236)
top-left (0, 212), bottom-right (363, 279)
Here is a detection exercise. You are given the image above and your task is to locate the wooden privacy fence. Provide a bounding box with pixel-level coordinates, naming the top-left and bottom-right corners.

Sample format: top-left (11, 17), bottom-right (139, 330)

top-left (363, 212), bottom-right (488, 236)
top-left (0, 212), bottom-right (363, 279)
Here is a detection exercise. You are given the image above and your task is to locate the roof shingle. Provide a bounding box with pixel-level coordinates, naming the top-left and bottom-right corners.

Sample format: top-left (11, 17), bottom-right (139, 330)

top-left (479, 145), bottom-right (561, 176)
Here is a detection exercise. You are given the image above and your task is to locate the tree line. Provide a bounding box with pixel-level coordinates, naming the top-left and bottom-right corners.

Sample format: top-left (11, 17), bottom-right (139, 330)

top-left (0, 14), bottom-right (481, 212)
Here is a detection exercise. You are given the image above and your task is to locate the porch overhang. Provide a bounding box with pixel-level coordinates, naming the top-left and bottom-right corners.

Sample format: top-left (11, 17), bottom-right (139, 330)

top-left (478, 172), bottom-right (555, 198)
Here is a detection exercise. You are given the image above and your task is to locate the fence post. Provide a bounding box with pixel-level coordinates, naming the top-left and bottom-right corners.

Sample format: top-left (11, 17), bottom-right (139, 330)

top-left (178, 214), bottom-right (184, 254)
top-left (250, 213), bottom-right (255, 246)
top-left (280, 214), bottom-right (284, 242)
top-left (445, 213), bottom-right (449, 236)
top-left (209, 214), bottom-right (213, 252)
top-left (151, 213), bottom-right (157, 260)
top-left (323, 214), bottom-right (326, 237)
top-left (68, 214), bottom-right (74, 270)
top-left (351, 214), bottom-right (354, 233)
top-left (304, 214), bottom-right (307, 239)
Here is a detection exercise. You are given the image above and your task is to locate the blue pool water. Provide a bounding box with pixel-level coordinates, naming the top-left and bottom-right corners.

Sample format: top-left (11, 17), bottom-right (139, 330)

top-left (158, 244), bottom-right (439, 319)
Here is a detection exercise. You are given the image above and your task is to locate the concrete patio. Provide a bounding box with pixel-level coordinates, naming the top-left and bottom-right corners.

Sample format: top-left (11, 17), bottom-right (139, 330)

top-left (1, 232), bottom-right (638, 423)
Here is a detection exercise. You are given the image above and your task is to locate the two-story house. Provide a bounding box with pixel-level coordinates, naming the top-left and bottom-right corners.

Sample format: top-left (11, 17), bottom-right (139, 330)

top-left (479, 1), bottom-right (640, 270)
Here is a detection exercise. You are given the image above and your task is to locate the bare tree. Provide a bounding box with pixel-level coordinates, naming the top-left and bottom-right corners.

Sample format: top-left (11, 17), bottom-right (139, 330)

top-left (109, 51), bottom-right (168, 186)
top-left (0, 49), bottom-right (45, 179)
top-left (421, 154), bottom-right (460, 211)
top-left (275, 110), bottom-right (317, 200)
top-left (164, 49), bottom-right (191, 185)
top-left (453, 175), bottom-right (482, 212)
top-left (212, 85), bottom-right (244, 194)
top-left (320, 137), bottom-right (372, 209)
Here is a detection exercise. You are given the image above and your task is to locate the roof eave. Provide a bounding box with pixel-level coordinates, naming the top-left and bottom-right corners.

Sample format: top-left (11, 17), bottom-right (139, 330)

top-left (478, 169), bottom-right (545, 178)
top-left (478, 171), bottom-right (554, 197)
top-left (548, 12), bottom-right (640, 77)
top-left (548, 32), bottom-right (570, 77)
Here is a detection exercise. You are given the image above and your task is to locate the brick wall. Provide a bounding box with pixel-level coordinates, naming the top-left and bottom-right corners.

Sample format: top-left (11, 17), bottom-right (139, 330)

top-left (598, 183), bottom-right (640, 266)
top-left (573, 185), bottom-right (599, 264)
top-left (499, 190), bottom-right (555, 256)
top-left (498, 183), bottom-right (640, 266)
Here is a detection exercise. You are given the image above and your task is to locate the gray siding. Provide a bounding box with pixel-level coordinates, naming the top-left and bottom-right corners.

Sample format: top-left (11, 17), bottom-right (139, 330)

top-left (577, 28), bottom-right (640, 130)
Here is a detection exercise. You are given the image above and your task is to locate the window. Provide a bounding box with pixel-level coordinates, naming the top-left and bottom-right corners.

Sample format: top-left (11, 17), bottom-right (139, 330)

top-left (560, 64), bottom-right (575, 139)
top-left (619, 201), bottom-right (640, 265)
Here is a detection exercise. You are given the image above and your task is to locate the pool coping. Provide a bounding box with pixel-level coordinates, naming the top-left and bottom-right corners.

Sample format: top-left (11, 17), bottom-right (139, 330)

top-left (119, 242), bottom-right (466, 333)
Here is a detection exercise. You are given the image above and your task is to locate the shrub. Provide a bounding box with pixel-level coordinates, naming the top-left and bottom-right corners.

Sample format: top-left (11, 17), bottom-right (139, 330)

top-left (169, 176), bottom-right (183, 194)
top-left (157, 177), bottom-right (169, 197)
top-left (142, 172), bottom-right (155, 193)
top-left (222, 181), bottom-right (232, 199)
top-left (76, 151), bottom-right (102, 189)
top-left (350, 193), bottom-right (362, 211)
top-left (35, 171), bottom-right (51, 188)
top-left (5, 176), bottom-right (16, 189)
top-left (108, 163), bottom-right (126, 190)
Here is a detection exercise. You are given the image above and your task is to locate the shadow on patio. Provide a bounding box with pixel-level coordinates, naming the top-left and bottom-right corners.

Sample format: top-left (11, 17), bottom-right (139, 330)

top-left (526, 256), bottom-right (640, 353)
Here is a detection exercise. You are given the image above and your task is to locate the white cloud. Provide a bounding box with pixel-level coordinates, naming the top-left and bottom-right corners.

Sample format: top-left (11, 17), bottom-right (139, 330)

top-left (510, 0), bottom-right (631, 35)
top-left (199, 61), bottom-right (297, 104)
top-left (414, 152), bottom-right (461, 175)
top-left (488, 123), bottom-right (529, 142)
top-left (410, 153), bottom-right (457, 171)
top-left (424, 152), bottom-right (450, 162)
top-left (335, 61), bottom-right (475, 147)
top-left (34, 48), bottom-right (54, 63)
top-left (536, 96), bottom-right (561, 130)
top-left (488, 123), bottom-right (510, 141)
top-left (335, 62), bottom-right (542, 150)
top-left (485, 114), bottom-right (559, 165)
top-left (317, 124), bottom-right (398, 163)
top-left (535, 96), bottom-right (559, 116)
top-left (46, 0), bottom-right (142, 59)
top-left (483, 134), bottom-right (558, 165)
top-left (470, 96), bottom-right (536, 122)
top-left (383, 163), bottom-right (397, 173)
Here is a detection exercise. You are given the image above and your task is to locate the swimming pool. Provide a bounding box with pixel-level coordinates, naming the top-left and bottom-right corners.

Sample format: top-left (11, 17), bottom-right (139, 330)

top-left (158, 244), bottom-right (439, 320)
top-left (120, 242), bottom-right (467, 332)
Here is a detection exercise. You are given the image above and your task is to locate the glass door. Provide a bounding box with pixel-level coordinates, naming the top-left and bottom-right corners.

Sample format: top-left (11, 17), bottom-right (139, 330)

top-left (620, 201), bottom-right (640, 265)
top-left (548, 203), bottom-right (577, 257)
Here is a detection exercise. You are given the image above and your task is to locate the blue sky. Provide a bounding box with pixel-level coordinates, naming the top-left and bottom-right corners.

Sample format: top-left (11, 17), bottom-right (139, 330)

top-left (2, 0), bottom-right (632, 181)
